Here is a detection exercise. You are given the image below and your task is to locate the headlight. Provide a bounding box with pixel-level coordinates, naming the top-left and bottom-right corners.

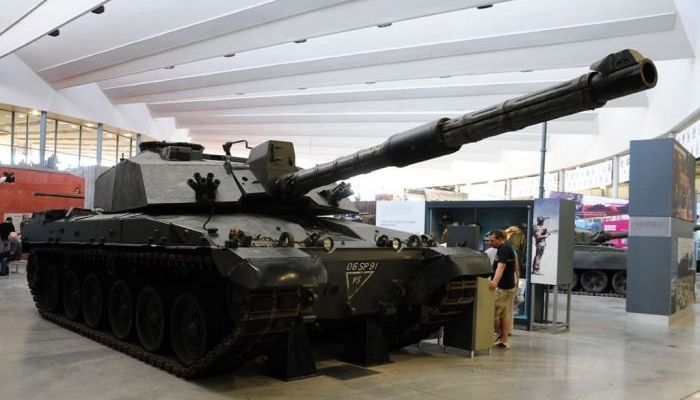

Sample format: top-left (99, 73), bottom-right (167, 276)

top-left (322, 237), bottom-right (334, 252)
top-left (391, 238), bottom-right (402, 251)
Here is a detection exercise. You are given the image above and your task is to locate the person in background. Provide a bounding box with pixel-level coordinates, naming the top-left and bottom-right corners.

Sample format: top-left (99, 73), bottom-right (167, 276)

top-left (0, 232), bottom-right (21, 276)
top-left (0, 217), bottom-right (15, 242)
top-left (488, 229), bottom-right (517, 349)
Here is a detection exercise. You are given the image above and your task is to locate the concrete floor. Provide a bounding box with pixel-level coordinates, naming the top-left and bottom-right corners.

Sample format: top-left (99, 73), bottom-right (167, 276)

top-left (2, 271), bottom-right (700, 400)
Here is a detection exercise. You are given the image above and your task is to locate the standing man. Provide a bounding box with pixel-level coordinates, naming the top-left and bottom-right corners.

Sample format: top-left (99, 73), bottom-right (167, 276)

top-left (532, 216), bottom-right (550, 275)
top-left (488, 229), bottom-right (517, 349)
top-left (0, 217), bottom-right (15, 242)
top-left (0, 217), bottom-right (15, 262)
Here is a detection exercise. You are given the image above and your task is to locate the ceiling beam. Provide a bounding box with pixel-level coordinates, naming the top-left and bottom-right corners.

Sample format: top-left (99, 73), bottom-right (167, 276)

top-left (0, 0), bottom-right (109, 59)
top-left (43, 0), bottom-right (510, 88)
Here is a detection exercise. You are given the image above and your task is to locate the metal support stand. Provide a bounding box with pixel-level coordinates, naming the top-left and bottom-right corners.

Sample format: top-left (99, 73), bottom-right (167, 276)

top-left (343, 315), bottom-right (391, 366)
top-left (531, 283), bottom-right (571, 333)
top-left (266, 318), bottom-right (318, 381)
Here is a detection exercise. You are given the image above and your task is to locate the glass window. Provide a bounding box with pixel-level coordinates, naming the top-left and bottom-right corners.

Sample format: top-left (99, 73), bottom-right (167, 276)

top-left (101, 130), bottom-right (118, 166)
top-left (117, 134), bottom-right (132, 161)
top-left (131, 136), bottom-right (137, 156)
top-left (0, 109), bottom-right (12, 164)
top-left (25, 114), bottom-right (41, 166)
top-left (80, 126), bottom-right (98, 166)
top-left (13, 113), bottom-right (28, 165)
top-left (55, 121), bottom-right (80, 170)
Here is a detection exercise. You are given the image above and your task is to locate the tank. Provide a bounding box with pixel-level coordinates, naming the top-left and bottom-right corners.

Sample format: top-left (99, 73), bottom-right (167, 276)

top-left (572, 228), bottom-right (629, 295)
top-left (20, 49), bottom-right (657, 378)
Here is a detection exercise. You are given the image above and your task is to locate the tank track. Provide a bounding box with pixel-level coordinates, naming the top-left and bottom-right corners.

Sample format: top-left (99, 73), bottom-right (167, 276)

top-left (27, 246), bottom-right (303, 378)
top-left (387, 277), bottom-right (476, 349)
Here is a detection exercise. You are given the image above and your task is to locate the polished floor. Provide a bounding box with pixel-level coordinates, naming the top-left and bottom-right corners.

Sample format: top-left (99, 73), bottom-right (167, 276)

top-left (2, 271), bottom-right (700, 400)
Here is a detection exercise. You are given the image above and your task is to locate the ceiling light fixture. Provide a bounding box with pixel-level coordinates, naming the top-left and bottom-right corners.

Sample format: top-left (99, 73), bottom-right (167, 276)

top-left (377, 22), bottom-right (392, 28)
top-left (223, 52), bottom-right (236, 58)
top-left (365, 81), bottom-right (376, 85)
top-left (294, 39), bottom-right (307, 44)
top-left (164, 65), bottom-right (175, 70)
top-left (439, 75), bottom-right (452, 79)
top-left (48, 29), bottom-right (60, 37)
top-left (91, 5), bottom-right (105, 14)
top-left (477, 4), bottom-right (494, 9)
top-left (85, 123), bottom-right (95, 128)
top-left (520, 69), bottom-right (533, 73)
top-left (297, 87), bottom-right (306, 90)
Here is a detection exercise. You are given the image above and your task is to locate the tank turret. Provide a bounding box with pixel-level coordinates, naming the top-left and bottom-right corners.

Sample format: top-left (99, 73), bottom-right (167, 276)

top-left (575, 228), bottom-right (629, 245)
top-left (23, 49), bottom-right (657, 379)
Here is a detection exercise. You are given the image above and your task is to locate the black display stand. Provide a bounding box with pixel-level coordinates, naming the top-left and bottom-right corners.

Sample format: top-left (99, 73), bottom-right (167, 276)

top-left (266, 319), bottom-right (318, 381)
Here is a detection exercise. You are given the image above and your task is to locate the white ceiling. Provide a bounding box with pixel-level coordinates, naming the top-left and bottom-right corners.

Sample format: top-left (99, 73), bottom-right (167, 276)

top-left (2, 0), bottom-right (697, 185)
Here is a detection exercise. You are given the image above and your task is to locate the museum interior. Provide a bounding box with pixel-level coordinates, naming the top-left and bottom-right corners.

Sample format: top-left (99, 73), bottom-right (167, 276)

top-left (1, 1), bottom-right (700, 399)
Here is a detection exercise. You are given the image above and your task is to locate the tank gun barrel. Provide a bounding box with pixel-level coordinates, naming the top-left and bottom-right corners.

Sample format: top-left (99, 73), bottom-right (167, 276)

top-left (275, 49), bottom-right (657, 196)
top-left (595, 230), bottom-right (629, 243)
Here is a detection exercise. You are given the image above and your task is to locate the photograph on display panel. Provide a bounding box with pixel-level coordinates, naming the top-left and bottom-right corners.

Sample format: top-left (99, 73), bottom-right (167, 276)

top-left (531, 199), bottom-right (560, 285)
top-left (672, 142), bottom-right (695, 222)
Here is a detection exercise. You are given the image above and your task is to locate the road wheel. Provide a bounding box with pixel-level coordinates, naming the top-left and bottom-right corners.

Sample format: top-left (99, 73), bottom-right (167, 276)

top-left (109, 280), bottom-right (135, 340)
top-left (171, 292), bottom-right (217, 365)
top-left (42, 264), bottom-right (62, 312)
top-left (611, 271), bottom-right (627, 296)
top-left (580, 270), bottom-right (609, 293)
top-left (136, 286), bottom-right (169, 353)
top-left (82, 273), bottom-right (106, 328)
top-left (63, 269), bottom-right (82, 321)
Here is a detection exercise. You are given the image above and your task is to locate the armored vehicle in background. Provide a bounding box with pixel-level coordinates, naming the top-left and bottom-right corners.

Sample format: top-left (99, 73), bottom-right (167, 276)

top-left (21, 49), bottom-right (657, 379)
top-left (572, 228), bottom-right (628, 295)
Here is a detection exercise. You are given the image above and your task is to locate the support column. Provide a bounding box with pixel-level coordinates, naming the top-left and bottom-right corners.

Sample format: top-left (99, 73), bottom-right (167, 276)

top-left (611, 155), bottom-right (620, 198)
top-left (558, 170), bottom-right (566, 192)
top-left (39, 111), bottom-right (47, 167)
top-left (537, 122), bottom-right (548, 199)
top-left (96, 123), bottom-right (103, 166)
top-left (10, 112), bottom-right (15, 165)
top-left (136, 133), bottom-right (142, 153)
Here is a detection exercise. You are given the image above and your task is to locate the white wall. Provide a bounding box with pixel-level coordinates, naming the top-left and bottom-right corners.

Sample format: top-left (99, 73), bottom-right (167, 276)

top-left (0, 54), bottom-right (180, 140)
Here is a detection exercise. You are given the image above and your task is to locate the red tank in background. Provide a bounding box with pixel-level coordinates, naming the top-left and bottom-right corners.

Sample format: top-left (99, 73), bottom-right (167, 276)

top-left (0, 166), bottom-right (85, 229)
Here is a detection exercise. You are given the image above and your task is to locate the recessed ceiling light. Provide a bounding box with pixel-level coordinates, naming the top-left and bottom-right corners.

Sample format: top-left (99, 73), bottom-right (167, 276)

top-left (91, 5), bottom-right (105, 14)
top-left (164, 65), bottom-right (175, 70)
top-left (223, 53), bottom-right (236, 58)
top-left (377, 22), bottom-right (392, 28)
top-left (294, 39), bottom-right (307, 44)
top-left (477, 4), bottom-right (493, 9)
top-left (48, 29), bottom-right (60, 37)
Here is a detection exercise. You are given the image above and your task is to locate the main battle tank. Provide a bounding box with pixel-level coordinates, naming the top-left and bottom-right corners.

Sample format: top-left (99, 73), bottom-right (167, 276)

top-left (573, 228), bottom-right (628, 295)
top-left (21, 49), bottom-right (657, 379)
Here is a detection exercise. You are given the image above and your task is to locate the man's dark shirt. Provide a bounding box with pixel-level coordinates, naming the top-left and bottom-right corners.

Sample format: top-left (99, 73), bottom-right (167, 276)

top-left (0, 222), bottom-right (15, 241)
top-left (492, 243), bottom-right (516, 290)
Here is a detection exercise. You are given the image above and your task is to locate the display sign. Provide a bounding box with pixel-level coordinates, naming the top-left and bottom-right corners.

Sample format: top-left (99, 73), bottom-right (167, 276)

top-left (375, 200), bottom-right (425, 234)
top-left (530, 198), bottom-right (575, 285)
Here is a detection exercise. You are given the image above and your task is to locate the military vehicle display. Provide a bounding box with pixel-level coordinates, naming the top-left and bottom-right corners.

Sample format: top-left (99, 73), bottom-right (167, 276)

top-left (21, 49), bottom-right (657, 379)
top-left (572, 228), bottom-right (628, 295)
